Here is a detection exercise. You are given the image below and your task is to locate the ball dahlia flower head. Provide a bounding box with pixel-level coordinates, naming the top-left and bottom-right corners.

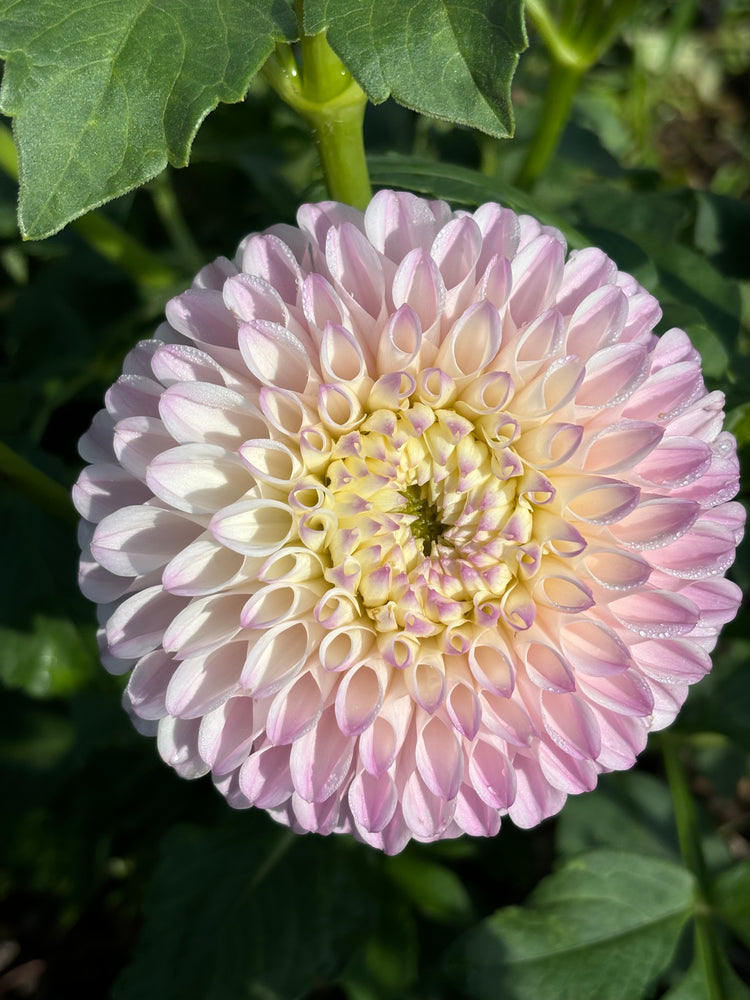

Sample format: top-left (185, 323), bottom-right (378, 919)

top-left (75, 190), bottom-right (744, 853)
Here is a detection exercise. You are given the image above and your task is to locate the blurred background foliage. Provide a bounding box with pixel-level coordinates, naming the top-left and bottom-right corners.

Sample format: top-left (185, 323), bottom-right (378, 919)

top-left (1, 0), bottom-right (750, 997)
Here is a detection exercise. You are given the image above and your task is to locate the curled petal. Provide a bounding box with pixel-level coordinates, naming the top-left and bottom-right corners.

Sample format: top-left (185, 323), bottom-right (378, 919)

top-left (468, 738), bottom-right (516, 809)
top-left (402, 771), bottom-right (456, 840)
top-left (73, 464), bottom-right (151, 523)
top-left (434, 300), bottom-right (502, 379)
top-left (609, 590), bottom-right (700, 638)
top-left (159, 382), bottom-right (266, 447)
top-left (106, 586), bottom-right (187, 660)
top-left (240, 620), bottom-right (315, 698)
top-left (76, 190), bottom-right (743, 855)
top-left (416, 715), bottom-right (463, 800)
top-left (127, 649), bottom-right (177, 720)
top-left (165, 643), bottom-right (245, 719)
top-left (446, 681), bottom-right (482, 739)
top-left (392, 248), bottom-right (446, 334)
top-left (163, 591), bottom-right (247, 659)
top-left (210, 499), bottom-right (295, 557)
top-left (162, 535), bottom-right (247, 596)
top-left (290, 705), bottom-right (356, 803)
top-left (157, 716), bottom-right (208, 779)
top-left (431, 216), bottom-right (483, 290)
top-left (378, 305), bottom-right (422, 372)
top-left (404, 651), bottom-right (447, 713)
top-left (565, 284), bottom-right (628, 358)
top-left (584, 421), bottom-right (664, 475)
top-left (335, 662), bottom-right (386, 736)
top-left (239, 319), bottom-right (313, 392)
top-left (326, 223), bottom-right (386, 319)
top-left (266, 671), bottom-right (326, 745)
top-left (560, 619), bottom-right (632, 677)
top-left (510, 235), bottom-right (565, 325)
top-left (365, 189), bottom-right (439, 260)
top-left (241, 233), bottom-right (302, 304)
top-left (349, 768), bottom-right (399, 834)
top-left (147, 443), bottom-right (250, 514)
top-left (199, 697), bottom-right (255, 774)
top-left (92, 506), bottom-right (202, 577)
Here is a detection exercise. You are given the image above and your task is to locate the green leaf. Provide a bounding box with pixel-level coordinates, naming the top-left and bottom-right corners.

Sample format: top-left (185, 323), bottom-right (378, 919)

top-left (0, 0), bottom-right (298, 239)
top-left (574, 186), bottom-right (742, 353)
top-left (0, 615), bottom-right (98, 697)
top-left (677, 641), bottom-right (750, 753)
top-left (648, 241), bottom-right (742, 356)
top-left (385, 850), bottom-right (474, 924)
top-left (556, 771), bottom-right (682, 862)
top-left (368, 153), bottom-right (590, 248)
top-left (694, 191), bottom-right (750, 281)
top-left (444, 850), bottom-right (694, 1000)
top-left (304, 0), bottom-right (527, 138)
top-left (114, 817), bottom-right (381, 1000)
top-left (713, 858), bottom-right (750, 950)
top-left (726, 402), bottom-right (750, 448)
top-left (340, 897), bottom-right (419, 1000)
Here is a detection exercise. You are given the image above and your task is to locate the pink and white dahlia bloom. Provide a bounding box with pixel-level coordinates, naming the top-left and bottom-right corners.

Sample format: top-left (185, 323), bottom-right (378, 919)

top-left (74, 190), bottom-right (744, 852)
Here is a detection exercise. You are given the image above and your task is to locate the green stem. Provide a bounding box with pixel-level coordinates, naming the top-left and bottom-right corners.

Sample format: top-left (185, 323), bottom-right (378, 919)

top-left (0, 123), bottom-right (178, 289)
top-left (298, 28), bottom-right (349, 104)
top-left (149, 170), bottom-right (204, 275)
top-left (525, 0), bottom-right (589, 69)
top-left (71, 213), bottom-right (180, 289)
top-left (515, 59), bottom-right (583, 191)
top-left (661, 733), bottom-right (724, 1000)
top-left (0, 442), bottom-right (78, 525)
top-left (263, 25), bottom-right (371, 207)
top-left (304, 94), bottom-right (371, 208)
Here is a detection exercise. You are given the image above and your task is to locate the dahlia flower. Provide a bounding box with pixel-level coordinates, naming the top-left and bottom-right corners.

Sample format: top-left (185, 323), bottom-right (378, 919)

top-left (74, 190), bottom-right (744, 852)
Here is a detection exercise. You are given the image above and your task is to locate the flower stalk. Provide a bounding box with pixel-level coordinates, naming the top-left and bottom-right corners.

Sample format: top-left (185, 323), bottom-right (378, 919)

top-left (263, 17), bottom-right (371, 208)
top-left (517, 0), bottom-right (642, 190)
top-left (515, 59), bottom-right (583, 191)
top-left (149, 170), bottom-right (205, 276)
top-left (661, 733), bottom-right (723, 1000)
top-left (0, 441), bottom-right (77, 525)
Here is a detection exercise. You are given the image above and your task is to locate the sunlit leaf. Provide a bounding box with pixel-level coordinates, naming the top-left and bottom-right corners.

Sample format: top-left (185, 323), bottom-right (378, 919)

top-left (304, 0), bottom-right (526, 138)
top-left (0, 0), bottom-right (297, 238)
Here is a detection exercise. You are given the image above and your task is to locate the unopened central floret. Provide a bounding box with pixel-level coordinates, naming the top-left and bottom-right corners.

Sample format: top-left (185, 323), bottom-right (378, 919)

top-left (290, 390), bottom-right (548, 652)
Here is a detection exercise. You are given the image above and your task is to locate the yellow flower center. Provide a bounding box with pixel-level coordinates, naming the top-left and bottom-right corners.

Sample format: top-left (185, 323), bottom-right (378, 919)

top-left (284, 369), bottom-right (581, 667)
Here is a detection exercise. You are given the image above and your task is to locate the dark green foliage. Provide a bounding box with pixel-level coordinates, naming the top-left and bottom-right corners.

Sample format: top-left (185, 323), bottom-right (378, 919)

top-left (1, 2), bottom-right (749, 998)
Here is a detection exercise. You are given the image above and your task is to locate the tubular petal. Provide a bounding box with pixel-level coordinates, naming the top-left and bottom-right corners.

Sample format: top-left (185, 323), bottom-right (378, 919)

top-left (74, 190), bottom-right (743, 853)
